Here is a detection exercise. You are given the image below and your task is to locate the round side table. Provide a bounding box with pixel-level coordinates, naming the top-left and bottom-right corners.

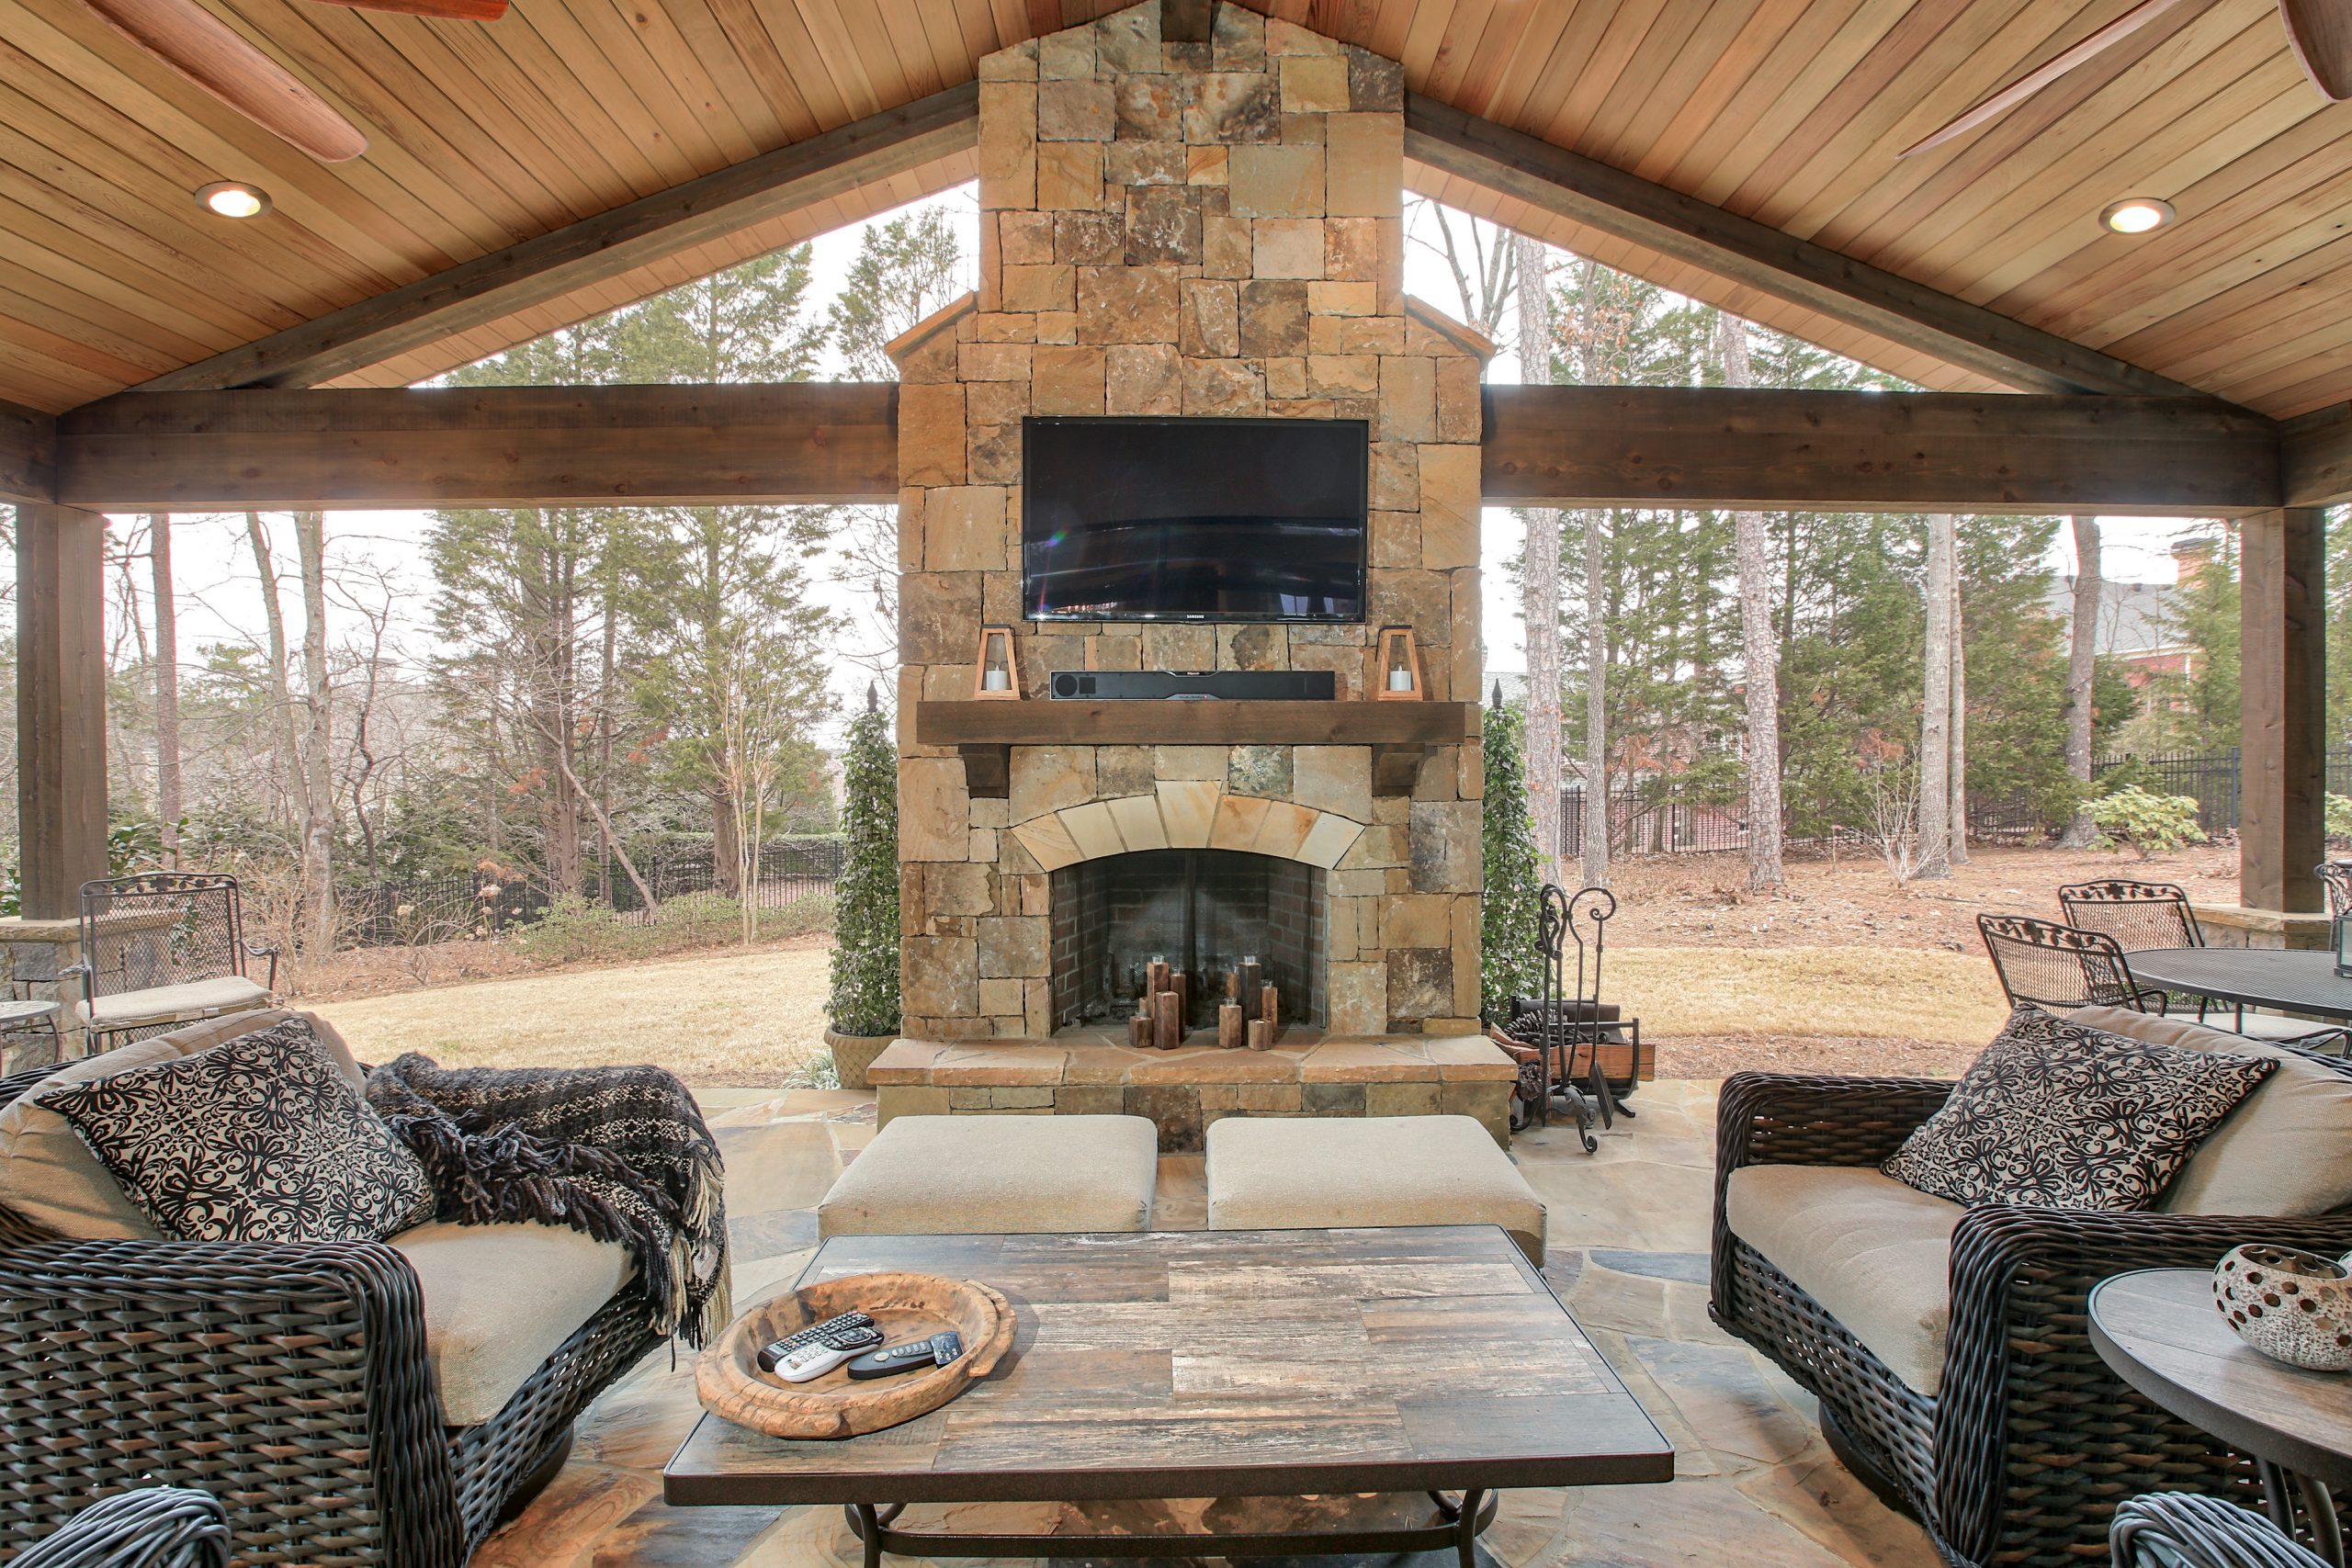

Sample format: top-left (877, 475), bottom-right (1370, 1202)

top-left (2090, 1268), bottom-right (2352, 1568)
top-left (0, 997), bottom-right (62, 1069)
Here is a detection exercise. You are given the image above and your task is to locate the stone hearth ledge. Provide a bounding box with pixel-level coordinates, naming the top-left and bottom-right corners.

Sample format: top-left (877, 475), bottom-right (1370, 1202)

top-left (869, 1035), bottom-right (1519, 1150)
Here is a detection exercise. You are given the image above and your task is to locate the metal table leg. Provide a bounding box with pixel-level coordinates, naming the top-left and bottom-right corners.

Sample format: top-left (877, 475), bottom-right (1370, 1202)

top-left (845, 1489), bottom-right (1499, 1562)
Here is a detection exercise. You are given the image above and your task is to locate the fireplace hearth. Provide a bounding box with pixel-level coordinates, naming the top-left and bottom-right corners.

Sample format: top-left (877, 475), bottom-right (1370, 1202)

top-left (1049, 850), bottom-right (1325, 1034)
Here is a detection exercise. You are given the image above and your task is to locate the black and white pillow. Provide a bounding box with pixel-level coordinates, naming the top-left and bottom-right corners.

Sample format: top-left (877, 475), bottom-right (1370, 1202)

top-left (1883, 1006), bottom-right (2276, 1212)
top-left (44, 1018), bottom-right (434, 1244)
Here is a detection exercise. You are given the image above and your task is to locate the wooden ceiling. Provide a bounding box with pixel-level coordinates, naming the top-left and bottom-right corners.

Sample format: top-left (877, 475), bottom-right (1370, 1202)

top-left (4, 0), bottom-right (2349, 416)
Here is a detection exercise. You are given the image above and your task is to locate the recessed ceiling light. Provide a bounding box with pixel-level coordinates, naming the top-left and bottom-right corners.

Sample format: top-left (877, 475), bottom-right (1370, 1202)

top-left (2099, 197), bottom-right (2175, 235)
top-left (196, 180), bottom-right (270, 219)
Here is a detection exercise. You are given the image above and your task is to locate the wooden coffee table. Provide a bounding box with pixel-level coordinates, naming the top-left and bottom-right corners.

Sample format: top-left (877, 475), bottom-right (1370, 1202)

top-left (665, 1225), bottom-right (1672, 1563)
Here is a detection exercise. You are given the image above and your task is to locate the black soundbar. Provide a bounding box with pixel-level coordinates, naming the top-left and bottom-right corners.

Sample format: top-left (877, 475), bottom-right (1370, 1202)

top-left (1049, 670), bottom-right (1338, 701)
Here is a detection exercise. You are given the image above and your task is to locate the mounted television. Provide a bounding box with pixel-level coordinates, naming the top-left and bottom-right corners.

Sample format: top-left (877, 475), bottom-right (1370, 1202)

top-left (1021, 416), bottom-right (1368, 623)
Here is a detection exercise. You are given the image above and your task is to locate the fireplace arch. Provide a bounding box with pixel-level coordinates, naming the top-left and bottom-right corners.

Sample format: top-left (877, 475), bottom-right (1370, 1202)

top-left (1048, 848), bottom-right (1326, 1037)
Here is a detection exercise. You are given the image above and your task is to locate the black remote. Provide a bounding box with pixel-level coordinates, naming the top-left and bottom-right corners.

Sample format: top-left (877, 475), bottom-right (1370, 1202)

top-left (846, 1332), bottom-right (965, 1381)
top-left (757, 1312), bottom-right (876, 1373)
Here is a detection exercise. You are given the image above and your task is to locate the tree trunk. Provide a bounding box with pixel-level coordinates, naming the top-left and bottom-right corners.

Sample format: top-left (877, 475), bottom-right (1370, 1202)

top-left (245, 513), bottom-right (303, 830)
top-left (294, 511), bottom-right (335, 954)
top-left (1713, 318), bottom-right (1783, 895)
top-left (1511, 231), bottom-right (1566, 888)
top-left (1948, 573), bottom-right (1969, 864)
top-left (2058, 513), bottom-right (2103, 847)
top-left (148, 513), bottom-right (182, 864)
top-left (1917, 513), bottom-right (1956, 880)
top-left (1580, 508), bottom-right (1609, 887)
top-left (711, 789), bottom-right (743, 901)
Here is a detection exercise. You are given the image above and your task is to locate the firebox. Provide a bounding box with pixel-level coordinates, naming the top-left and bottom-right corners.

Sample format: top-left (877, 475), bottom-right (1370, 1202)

top-left (1048, 850), bottom-right (1325, 1034)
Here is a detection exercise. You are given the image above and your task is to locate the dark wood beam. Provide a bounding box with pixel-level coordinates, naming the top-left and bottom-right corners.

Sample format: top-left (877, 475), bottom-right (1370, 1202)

top-left (56, 383), bottom-right (899, 509)
top-left (2239, 507), bottom-right (2327, 915)
top-left (1408, 94), bottom-right (2211, 400)
top-left (1481, 385), bottom-right (2280, 515)
top-left (15, 504), bottom-right (107, 920)
top-left (2281, 401), bottom-right (2352, 506)
top-left (0, 400), bottom-right (55, 505)
top-left (133, 85), bottom-right (979, 394)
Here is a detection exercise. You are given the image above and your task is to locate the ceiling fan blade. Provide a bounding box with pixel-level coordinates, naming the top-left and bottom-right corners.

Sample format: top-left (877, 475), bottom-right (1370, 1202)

top-left (1900, 0), bottom-right (2208, 158)
top-left (307, 0), bottom-right (510, 20)
top-left (2279, 0), bottom-right (2352, 100)
top-left (80, 0), bottom-right (368, 161)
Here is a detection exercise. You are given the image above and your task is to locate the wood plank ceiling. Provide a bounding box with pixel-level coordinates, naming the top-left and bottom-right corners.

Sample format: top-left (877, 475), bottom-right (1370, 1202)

top-left (4, 0), bottom-right (2348, 416)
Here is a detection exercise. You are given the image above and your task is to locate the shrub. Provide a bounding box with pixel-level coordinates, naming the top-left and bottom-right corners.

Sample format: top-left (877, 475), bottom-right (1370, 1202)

top-left (829, 694), bottom-right (900, 1036)
top-left (1480, 697), bottom-right (1544, 1021)
top-left (2328, 793), bottom-right (2351, 845)
top-left (2087, 786), bottom-right (2209, 859)
top-left (514, 896), bottom-right (646, 964)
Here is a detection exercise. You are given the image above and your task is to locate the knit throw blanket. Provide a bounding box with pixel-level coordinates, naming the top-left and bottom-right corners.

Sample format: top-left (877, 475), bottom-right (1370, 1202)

top-left (366, 1055), bottom-right (731, 1348)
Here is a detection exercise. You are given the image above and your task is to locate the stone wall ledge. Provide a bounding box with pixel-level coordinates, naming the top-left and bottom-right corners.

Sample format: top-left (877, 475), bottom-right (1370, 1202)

top-left (869, 1034), bottom-right (1515, 1088)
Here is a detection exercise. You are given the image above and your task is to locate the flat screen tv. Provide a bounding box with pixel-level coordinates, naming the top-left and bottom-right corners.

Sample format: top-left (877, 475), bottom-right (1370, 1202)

top-left (1022, 416), bottom-right (1368, 623)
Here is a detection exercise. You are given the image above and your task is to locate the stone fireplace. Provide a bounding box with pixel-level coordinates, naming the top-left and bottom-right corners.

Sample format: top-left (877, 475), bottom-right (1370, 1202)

top-left (869, 0), bottom-right (1516, 1145)
top-left (1050, 849), bottom-right (1325, 1033)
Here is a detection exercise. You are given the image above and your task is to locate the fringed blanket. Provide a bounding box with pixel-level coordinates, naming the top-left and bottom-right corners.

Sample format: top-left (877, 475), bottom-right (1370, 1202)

top-left (366, 1055), bottom-right (731, 1348)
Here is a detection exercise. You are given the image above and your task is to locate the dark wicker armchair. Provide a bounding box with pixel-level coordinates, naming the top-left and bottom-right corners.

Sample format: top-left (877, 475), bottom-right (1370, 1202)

top-left (14, 1488), bottom-right (230, 1568)
top-left (1712, 1069), bottom-right (2352, 1568)
top-left (0, 1074), bottom-right (662, 1568)
top-left (2110, 1493), bottom-right (2331, 1568)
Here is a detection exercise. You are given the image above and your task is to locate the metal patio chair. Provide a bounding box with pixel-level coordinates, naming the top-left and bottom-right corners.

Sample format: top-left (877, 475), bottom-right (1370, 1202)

top-left (1979, 912), bottom-right (2167, 1014)
top-left (63, 874), bottom-right (278, 1054)
top-left (2322, 861), bottom-right (2352, 919)
top-left (2059, 879), bottom-right (2346, 1052)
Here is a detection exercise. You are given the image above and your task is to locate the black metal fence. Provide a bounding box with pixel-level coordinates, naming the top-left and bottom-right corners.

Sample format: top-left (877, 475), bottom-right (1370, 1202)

top-left (340, 836), bottom-right (844, 947)
top-left (1558, 747), bottom-right (2352, 862)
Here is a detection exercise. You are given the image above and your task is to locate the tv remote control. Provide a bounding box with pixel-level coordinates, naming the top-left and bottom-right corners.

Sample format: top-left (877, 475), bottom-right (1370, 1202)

top-left (846, 1332), bottom-right (965, 1380)
top-left (767, 1324), bottom-right (885, 1382)
top-left (757, 1313), bottom-right (876, 1374)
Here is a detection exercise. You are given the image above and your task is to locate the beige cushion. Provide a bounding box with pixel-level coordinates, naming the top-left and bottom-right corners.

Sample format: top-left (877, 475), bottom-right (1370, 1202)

top-left (390, 1221), bottom-right (633, 1427)
top-left (85, 975), bottom-right (272, 1029)
top-left (1724, 1163), bottom-right (1963, 1396)
top-left (0, 1009), bottom-right (364, 1240)
top-left (1204, 1115), bottom-right (1546, 1264)
top-left (819, 1115), bottom-right (1158, 1237)
top-left (2068, 1005), bottom-right (2352, 1216)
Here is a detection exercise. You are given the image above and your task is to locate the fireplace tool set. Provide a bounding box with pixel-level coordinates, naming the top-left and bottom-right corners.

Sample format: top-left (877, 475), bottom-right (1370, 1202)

top-left (1129, 956), bottom-right (1280, 1051)
top-left (1509, 885), bottom-right (1637, 1155)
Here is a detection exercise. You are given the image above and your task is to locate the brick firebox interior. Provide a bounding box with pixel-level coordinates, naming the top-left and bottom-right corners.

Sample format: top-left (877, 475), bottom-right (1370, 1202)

top-left (878, 0), bottom-right (1506, 1143)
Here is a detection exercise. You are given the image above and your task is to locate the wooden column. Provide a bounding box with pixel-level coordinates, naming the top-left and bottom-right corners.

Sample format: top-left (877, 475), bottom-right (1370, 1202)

top-left (16, 504), bottom-right (108, 919)
top-left (2239, 507), bottom-right (2326, 913)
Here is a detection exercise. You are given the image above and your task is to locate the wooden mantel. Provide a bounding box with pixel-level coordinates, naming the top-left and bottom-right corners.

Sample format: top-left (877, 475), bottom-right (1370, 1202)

top-left (916, 699), bottom-right (1480, 799)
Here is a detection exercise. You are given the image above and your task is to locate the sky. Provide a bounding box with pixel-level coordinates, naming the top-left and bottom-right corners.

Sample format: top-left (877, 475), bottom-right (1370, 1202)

top-left (108, 185), bottom-right (2211, 746)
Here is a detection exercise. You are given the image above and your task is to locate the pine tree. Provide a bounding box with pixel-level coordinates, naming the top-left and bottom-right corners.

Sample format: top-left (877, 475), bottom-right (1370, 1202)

top-left (829, 691), bottom-right (901, 1036)
top-left (1481, 692), bottom-right (1544, 1021)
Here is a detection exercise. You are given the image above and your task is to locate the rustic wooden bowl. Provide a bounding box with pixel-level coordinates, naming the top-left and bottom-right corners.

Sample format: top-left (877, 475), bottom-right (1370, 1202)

top-left (695, 1270), bottom-right (1014, 1439)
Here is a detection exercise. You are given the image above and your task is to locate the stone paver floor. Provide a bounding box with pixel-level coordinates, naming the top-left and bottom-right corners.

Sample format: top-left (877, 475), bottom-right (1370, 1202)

top-left (481, 1081), bottom-right (1939, 1567)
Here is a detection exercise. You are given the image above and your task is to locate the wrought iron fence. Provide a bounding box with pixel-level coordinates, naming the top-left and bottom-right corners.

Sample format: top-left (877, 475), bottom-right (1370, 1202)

top-left (339, 836), bottom-right (844, 947)
top-left (2090, 748), bottom-right (2352, 834)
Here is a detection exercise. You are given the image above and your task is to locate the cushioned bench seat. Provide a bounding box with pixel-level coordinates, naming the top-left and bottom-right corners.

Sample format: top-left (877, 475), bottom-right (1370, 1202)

top-left (817, 1114), bottom-right (1159, 1238)
top-left (1204, 1114), bottom-right (1548, 1263)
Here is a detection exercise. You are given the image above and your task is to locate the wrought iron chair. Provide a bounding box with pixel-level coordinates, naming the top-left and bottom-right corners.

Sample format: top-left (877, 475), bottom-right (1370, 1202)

top-left (1503, 886), bottom-right (1641, 1154)
top-left (62, 874), bottom-right (278, 1053)
top-left (1979, 912), bottom-right (2168, 1013)
top-left (2110, 1492), bottom-right (2332, 1568)
top-left (14, 1488), bottom-right (230, 1568)
top-left (2058, 879), bottom-right (2347, 1052)
top-left (2322, 861), bottom-right (2352, 919)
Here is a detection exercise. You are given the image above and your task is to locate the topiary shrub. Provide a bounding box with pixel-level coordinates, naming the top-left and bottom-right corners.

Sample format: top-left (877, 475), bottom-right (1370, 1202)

top-left (1481, 694), bottom-right (1544, 1022)
top-left (828, 692), bottom-right (901, 1037)
top-left (2087, 785), bottom-right (2209, 859)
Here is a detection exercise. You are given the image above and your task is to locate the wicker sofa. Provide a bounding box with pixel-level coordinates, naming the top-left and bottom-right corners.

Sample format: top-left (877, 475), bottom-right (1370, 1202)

top-left (1711, 1014), bottom-right (2352, 1568)
top-left (0, 1016), bottom-right (666, 1568)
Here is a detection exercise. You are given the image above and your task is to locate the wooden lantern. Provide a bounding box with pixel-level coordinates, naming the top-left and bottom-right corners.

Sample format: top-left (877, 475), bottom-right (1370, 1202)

top-left (1374, 626), bottom-right (1422, 701)
top-left (973, 626), bottom-right (1019, 700)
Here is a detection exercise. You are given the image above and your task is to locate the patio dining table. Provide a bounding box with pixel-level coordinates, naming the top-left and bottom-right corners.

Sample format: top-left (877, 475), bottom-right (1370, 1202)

top-left (2125, 948), bottom-right (2352, 1025)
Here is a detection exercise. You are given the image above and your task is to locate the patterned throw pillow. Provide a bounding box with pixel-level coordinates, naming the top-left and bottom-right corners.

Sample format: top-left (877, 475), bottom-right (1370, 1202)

top-left (43, 1018), bottom-right (434, 1244)
top-left (1883, 1006), bottom-right (2277, 1212)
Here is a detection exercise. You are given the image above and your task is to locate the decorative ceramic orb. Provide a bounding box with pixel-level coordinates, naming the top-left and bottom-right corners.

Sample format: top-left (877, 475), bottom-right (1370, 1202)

top-left (2211, 1245), bottom-right (2352, 1372)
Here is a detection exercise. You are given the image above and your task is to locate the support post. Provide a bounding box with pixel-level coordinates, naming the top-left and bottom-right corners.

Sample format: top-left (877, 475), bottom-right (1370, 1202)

top-left (15, 503), bottom-right (108, 919)
top-left (2239, 507), bottom-right (2326, 916)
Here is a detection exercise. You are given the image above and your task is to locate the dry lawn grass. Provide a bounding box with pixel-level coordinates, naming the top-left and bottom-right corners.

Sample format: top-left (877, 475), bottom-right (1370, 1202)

top-left (311, 947), bottom-right (832, 1085)
top-left (1611, 946), bottom-right (2010, 1046)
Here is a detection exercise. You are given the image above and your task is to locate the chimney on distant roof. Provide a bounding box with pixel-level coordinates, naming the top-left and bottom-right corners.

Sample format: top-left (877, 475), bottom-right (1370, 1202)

top-left (2172, 535), bottom-right (2216, 593)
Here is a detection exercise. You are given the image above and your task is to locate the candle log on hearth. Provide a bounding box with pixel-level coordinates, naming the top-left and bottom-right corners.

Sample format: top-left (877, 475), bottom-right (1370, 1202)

top-left (1153, 989), bottom-right (1181, 1050)
top-left (1238, 960), bottom-right (1261, 1020)
top-left (1247, 1019), bottom-right (1272, 1051)
top-left (1217, 1002), bottom-right (1244, 1049)
top-left (1260, 985), bottom-right (1279, 1035)
top-left (1129, 1010), bottom-right (1153, 1050)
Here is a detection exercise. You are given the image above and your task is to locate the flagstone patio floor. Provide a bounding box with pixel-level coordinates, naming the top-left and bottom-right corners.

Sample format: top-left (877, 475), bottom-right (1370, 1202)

top-left (481, 1079), bottom-right (1939, 1567)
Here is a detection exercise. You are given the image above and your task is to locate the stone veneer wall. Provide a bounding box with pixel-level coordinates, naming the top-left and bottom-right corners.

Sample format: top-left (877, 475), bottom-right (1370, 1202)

top-left (889, 0), bottom-right (1485, 1043)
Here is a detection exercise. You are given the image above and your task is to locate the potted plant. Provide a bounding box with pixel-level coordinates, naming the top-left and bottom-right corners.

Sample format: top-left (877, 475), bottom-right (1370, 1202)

top-left (824, 688), bottom-right (900, 1089)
